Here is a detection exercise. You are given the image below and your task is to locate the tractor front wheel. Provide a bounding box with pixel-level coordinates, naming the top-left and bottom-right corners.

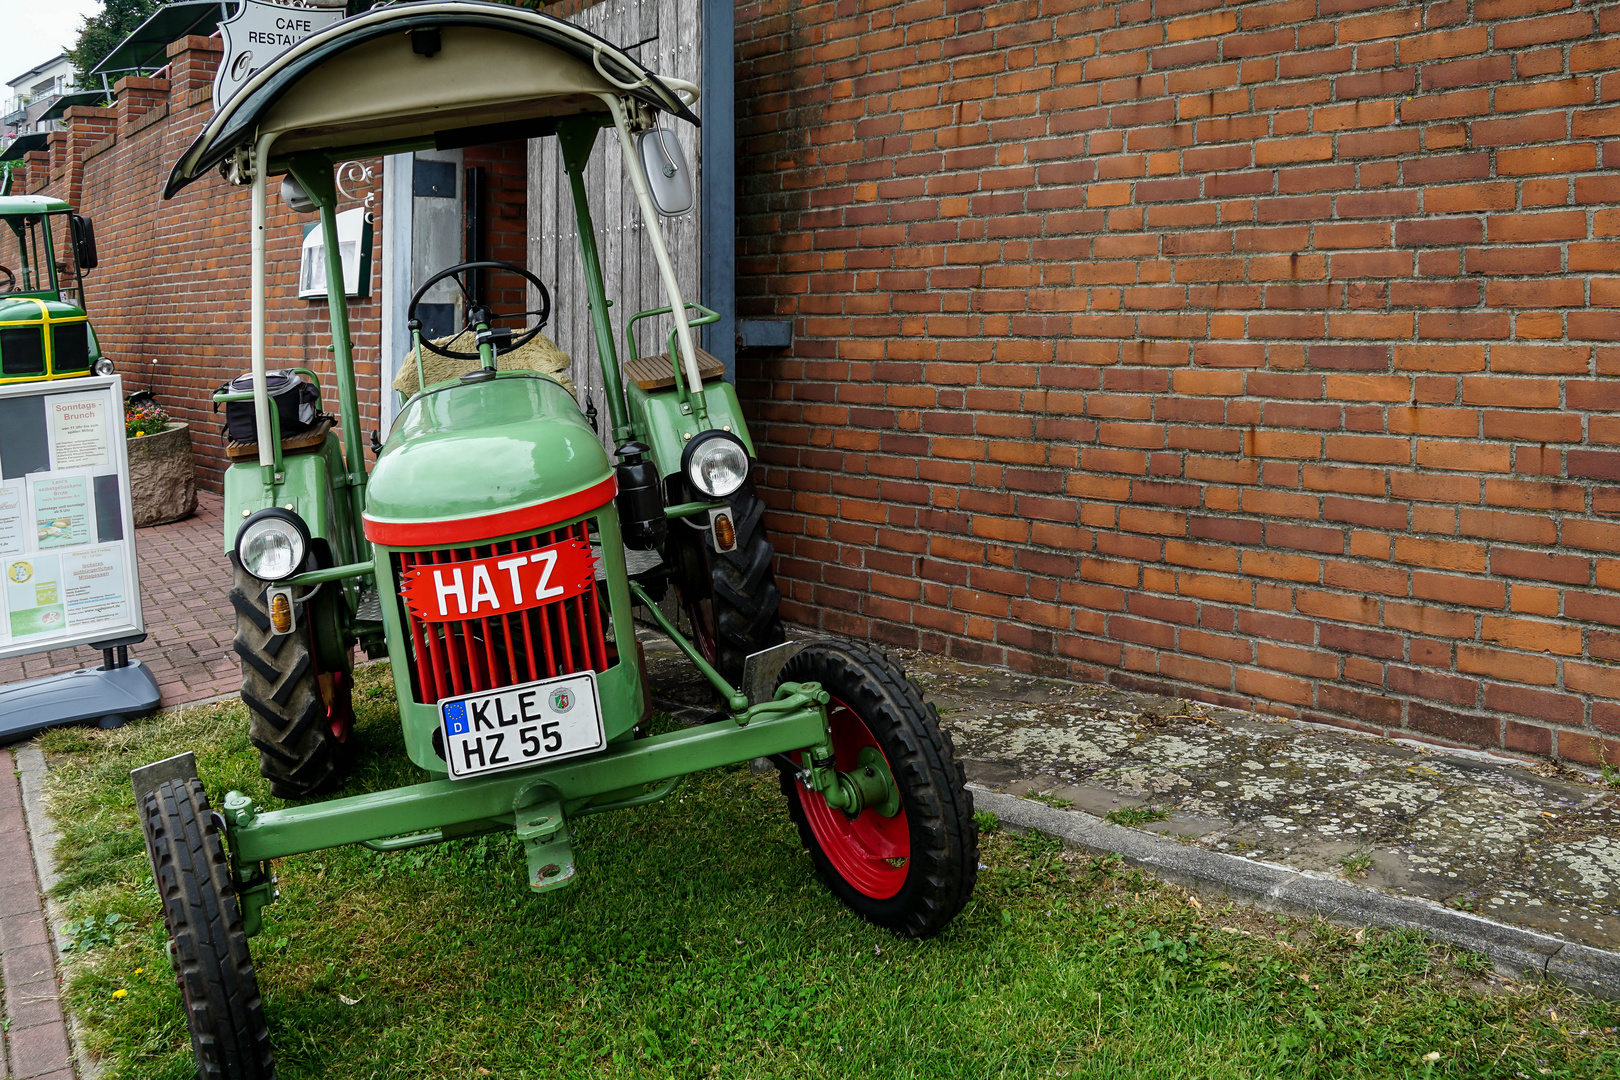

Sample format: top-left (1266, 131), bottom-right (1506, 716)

top-left (777, 642), bottom-right (978, 937)
top-left (139, 778), bottom-right (276, 1080)
top-left (232, 565), bottom-right (353, 799)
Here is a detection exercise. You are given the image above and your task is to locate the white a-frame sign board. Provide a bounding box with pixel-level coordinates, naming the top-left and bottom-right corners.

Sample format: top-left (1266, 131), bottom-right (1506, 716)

top-left (0, 375), bottom-right (142, 659)
top-left (0, 376), bottom-right (160, 740)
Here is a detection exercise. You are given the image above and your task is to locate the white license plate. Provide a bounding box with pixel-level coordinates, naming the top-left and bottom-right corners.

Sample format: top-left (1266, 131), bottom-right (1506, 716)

top-left (440, 671), bottom-right (604, 780)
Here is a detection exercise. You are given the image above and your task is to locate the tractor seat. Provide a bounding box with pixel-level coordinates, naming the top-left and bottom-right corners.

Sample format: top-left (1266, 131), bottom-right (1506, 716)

top-left (624, 347), bottom-right (725, 392)
top-left (393, 329), bottom-right (575, 398)
top-left (224, 415), bottom-right (334, 461)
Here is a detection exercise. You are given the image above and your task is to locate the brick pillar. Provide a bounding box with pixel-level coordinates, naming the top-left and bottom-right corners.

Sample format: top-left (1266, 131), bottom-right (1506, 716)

top-left (115, 75), bottom-right (170, 135)
top-left (165, 35), bottom-right (223, 100)
top-left (21, 151), bottom-right (47, 194)
top-left (61, 106), bottom-right (116, 207)
top-left (46, 131), bottom-right (66, 186)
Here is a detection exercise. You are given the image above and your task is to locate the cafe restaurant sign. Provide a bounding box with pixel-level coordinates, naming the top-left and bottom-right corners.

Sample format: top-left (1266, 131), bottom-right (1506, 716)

top-left (214, 0), bottom-right (345, 109)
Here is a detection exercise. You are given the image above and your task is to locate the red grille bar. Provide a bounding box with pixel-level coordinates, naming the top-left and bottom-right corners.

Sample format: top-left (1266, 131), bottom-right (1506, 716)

top-left (393, 520), bottom-right (608, 704)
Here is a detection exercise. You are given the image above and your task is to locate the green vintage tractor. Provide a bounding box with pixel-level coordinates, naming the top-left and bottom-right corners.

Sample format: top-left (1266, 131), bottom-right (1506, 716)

top-left (134, 4), bottom-right (976, 1076)
top-left (0, 192), bottom-right (107, 385)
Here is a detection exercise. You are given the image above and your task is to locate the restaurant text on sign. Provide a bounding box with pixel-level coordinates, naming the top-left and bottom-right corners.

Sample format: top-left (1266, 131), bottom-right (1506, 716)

top-left (399, 539), bottom-right (596, 622)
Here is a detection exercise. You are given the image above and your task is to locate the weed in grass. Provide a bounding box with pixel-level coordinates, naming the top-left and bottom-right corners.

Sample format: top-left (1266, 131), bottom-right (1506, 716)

top-left (62, 912), bottom-right (125, 953)
top-left (971, 810), bottom-right (998, 835)
top-left (38, 665), bottom-right (1620, 1080)
top-left (1105, 805), bottom-right (1171, 827)
top-left (1339, 849), bottom-right (1373, 878)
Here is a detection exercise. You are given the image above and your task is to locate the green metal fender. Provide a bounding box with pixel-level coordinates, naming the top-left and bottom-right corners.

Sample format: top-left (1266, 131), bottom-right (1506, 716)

top-left (625, 378), bottom-right (755, 482)
top-left (220, 433), bottom-right (354, 559)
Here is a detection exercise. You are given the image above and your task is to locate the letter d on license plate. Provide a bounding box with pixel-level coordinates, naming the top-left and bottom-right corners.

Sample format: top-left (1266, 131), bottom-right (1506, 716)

top-left (440, 671), bottom-right (604, 780)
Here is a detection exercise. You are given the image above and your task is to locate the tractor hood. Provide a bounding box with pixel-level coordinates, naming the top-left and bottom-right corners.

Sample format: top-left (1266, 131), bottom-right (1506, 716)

top-left (0, 297), bottom-right (84, 321)
top-left (362, 374), bottom-right (614, 548)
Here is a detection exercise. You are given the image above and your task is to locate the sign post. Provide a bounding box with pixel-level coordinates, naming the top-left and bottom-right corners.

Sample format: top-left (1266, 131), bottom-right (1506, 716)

top-left (0, 375), bottom-right (159, 740)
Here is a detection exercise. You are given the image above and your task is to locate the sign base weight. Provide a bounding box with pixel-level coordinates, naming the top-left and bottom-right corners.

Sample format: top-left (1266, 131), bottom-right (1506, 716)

top-left (0, 654), bottom-right (160, 743)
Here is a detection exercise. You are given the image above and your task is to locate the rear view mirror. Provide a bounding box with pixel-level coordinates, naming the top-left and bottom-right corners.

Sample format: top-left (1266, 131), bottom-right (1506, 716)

top-left (71, 215), bottom-right (97, 270)
top-left (636, 128), bottom-right (694, 217)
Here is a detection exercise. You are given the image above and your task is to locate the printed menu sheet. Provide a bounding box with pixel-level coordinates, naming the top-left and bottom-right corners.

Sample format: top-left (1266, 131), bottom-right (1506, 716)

top-left (0, 378), bottom-right (140, 657)
top-left (48, 394), bottom-right (111, 471)
top-left (31, 474), bottom-right (91, 549)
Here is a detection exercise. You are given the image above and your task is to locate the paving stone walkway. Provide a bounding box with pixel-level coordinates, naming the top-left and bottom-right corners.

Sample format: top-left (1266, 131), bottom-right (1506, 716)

top-left (0, 493), bottom-right (235, 708)
top-left (1, 749), bottom-right (71, 1080)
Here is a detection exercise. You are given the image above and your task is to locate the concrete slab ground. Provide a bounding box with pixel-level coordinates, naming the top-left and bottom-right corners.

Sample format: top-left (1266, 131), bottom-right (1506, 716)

top-left (894, 649), bottom-right (1620, 956)
top-left (0, 493), bottom-right (234, 710)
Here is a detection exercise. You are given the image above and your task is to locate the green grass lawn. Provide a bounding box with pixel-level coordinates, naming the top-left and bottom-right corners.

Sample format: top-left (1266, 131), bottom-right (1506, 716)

top-left (34, 663), bottom-right (1620, 1079)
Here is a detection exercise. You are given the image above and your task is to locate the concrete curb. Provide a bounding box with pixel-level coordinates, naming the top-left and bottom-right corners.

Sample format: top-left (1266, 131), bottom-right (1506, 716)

top-left (970, 785), bottom-right (1620, 1001)
top-left (17, 746), bottom-right (102, 1080)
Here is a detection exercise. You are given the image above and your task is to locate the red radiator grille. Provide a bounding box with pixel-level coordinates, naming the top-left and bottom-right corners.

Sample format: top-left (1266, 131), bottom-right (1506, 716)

top-left (393, 520), bottom-right (609, 704)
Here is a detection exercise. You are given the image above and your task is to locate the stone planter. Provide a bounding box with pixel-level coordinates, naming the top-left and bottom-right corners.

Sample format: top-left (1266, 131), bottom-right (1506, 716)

top-left (128, 422), bottom-right (198, 527)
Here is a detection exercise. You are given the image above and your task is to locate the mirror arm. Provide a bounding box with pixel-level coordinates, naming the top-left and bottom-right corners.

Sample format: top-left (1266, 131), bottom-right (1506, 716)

top-left (600, 93), bottom-right (708, 425)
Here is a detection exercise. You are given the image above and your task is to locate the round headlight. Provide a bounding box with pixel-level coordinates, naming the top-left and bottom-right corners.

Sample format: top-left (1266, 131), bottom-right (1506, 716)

top-left (236, 510), bottom-right (309, 581)
top-left (92, 357), bottom-right (115, 376)
top-left (683, 432), bottom-right (750, 498)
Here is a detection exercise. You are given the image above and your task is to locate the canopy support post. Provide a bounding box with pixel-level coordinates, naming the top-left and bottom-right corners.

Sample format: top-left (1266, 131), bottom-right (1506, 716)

top-left (558, 117), bottom-right (633, 444)
top-left (250, 133), bottom-right (277, 481)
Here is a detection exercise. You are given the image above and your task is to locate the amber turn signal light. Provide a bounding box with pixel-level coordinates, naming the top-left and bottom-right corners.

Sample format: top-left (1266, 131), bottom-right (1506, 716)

top-left (712, 508), bottom-right (737, 552)
top-left (267, 586), bottom-right (297, 636)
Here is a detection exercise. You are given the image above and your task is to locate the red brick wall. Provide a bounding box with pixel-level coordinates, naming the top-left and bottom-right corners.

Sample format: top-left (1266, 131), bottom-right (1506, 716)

top-left (467, 139), bottom-right (534, 313)
top-left (735, 0), bottom-right (1620, 767)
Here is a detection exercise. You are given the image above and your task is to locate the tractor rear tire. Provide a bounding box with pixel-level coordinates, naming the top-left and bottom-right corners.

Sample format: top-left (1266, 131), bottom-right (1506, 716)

top-left (232, 565), bottom-right (352, 800)
top-left (139, 778), bottom-right (277, 1080)
top-left (776, 642), bottom-right (978, 938)
top-left (672, 490), bottom-right (785, 683)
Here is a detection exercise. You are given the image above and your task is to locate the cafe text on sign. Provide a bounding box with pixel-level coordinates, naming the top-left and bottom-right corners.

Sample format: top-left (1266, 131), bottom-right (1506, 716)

top-left (399, 540), bottom-right (597, 623)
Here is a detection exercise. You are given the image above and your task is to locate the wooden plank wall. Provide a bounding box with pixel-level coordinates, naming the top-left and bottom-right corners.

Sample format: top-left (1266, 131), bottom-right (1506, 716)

top-left (528, 0), bottom-right (702, 445)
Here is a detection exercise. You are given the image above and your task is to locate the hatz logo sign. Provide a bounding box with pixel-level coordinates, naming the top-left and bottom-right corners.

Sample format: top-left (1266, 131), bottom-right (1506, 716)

top-left (214, 1), bottom-right (344, 109)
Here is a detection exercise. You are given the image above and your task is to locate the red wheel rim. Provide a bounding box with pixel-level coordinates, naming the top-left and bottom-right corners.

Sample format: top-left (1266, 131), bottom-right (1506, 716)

top-left (689, 597), bottom-right (717, 664)
top-left (310, 643), bottom-right (353, 744)
top-left (326, 668), bottom-right (352, 742)
top-left (793, 696), bottom-right (910, 899)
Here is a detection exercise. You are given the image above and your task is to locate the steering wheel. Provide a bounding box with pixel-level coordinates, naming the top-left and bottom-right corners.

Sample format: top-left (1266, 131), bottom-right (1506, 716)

top-left (0, 265), bottom-right (14, 291)
top-left (406, 260), bottom-right (551, 361)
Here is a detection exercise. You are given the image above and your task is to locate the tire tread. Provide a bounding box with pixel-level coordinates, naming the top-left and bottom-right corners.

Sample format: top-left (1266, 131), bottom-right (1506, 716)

top-left (140, 779), bottom-right (275, 1080)
top-left (233, 566), bottom-right (349, 799)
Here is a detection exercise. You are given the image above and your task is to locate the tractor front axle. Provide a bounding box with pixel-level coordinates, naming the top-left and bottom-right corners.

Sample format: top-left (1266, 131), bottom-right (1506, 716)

top-left (205, 680), bottom-right (892, 930)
